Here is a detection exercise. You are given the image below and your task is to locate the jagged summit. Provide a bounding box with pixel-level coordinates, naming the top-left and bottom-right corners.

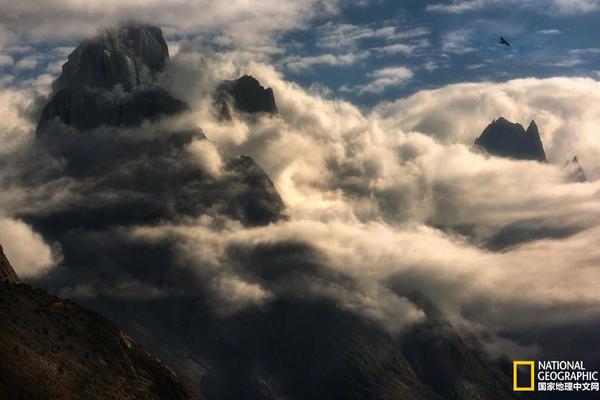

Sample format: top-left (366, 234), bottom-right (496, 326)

top-left (38, 24), bottom-right (187, 133)
top-left (214, 74), bottom-right (278, 120)
top-left (53, 24), bottom-right (169, 92)
top-left (474, 117), bottom-right (547, 162)
top-left (565, 155), bottom-right (588, 182)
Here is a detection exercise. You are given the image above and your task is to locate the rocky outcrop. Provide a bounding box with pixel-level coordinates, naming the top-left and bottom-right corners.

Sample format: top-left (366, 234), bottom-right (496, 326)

top-left (564, 156), bottom-right (587, 182)
top-left (0, 245), bottom-right (18, 283)
top-left (37, 24), bottom-right (187, 133)
top-left (214, 75), bottom-right (278, 120)
top-left (0, 244), bottom-right (198, 400)
top-left (0, 282), bottom-right (199, 400)
top-left (474, 118), bottom-right (547, 162)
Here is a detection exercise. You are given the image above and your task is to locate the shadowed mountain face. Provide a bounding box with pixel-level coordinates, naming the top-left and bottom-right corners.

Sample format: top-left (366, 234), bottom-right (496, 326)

top-left (400, 293), bottom-right (514, 400)
top-left (20, 23), bottom-right (517, 399)
top-left (37, 24), bottom-right (187, 133)
top-left (214, 75), bottom-right (278, 120)
top-left (0, 248), bottom-right (198, 400)
top-left (474, 117), bottom-right (547, 162)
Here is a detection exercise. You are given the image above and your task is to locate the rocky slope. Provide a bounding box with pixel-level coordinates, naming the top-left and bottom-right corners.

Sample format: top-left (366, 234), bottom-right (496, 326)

top-left (474, 117), bottom-right (547, 162)
top-left (0, 246), bottom-right (199, 400)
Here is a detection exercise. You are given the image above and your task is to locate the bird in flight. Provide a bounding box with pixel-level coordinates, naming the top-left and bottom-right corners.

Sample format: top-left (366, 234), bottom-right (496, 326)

top-left (499, 37), bottom-right (511, 46)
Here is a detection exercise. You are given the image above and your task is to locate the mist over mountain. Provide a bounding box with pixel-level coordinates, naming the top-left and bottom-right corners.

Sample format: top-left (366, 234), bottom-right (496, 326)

top-left (2, 18), bottom-right (600, 400)
top-left (565, 156), bottom-right (588, 183)
top-left (0, 23), bottom-right (519, 399)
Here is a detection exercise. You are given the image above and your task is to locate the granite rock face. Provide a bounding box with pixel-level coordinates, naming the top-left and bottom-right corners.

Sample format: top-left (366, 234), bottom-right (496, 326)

top-left (214, 75), bottom-right (278, 120)
top-left (38, 24), bottom-right (187, 133)
top-left (474, 118), bottom-right (547, 162)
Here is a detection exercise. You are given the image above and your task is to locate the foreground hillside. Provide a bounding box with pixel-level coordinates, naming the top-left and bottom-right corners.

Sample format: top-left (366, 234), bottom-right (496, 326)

top-left (0, 246), bottom-right (198, 400)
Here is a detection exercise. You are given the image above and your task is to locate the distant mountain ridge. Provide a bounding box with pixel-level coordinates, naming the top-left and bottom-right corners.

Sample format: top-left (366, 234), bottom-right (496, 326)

top-left (474, 117), bottom-right (547, 162)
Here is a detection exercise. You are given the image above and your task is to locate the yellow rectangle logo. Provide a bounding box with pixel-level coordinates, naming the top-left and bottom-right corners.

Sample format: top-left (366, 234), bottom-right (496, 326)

top-left (513, 361), bottom-right (535, 391)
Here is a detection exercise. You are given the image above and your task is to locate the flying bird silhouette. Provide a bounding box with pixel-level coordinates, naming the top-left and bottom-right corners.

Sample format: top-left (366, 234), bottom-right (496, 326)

top-left (499, 37), bottom-right (511, 46)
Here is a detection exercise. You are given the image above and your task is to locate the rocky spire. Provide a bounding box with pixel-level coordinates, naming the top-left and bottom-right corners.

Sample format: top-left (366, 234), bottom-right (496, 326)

top-left (37, 24), bottom-right (187, 133)
top-left (474, 118), bottom-right (547, 162)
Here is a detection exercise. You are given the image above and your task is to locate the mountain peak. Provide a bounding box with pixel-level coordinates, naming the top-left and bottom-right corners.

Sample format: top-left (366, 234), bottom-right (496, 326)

top-left (526, 120), bottom-right (540, 137)
top-left (474, 117), bottom-right (547, 162)
top-left (214, 74), bottom-right (278, 120)
top-left (53, 23), bottom-right (169, 93)
top-left (38, 23), bottom-right (187, 133)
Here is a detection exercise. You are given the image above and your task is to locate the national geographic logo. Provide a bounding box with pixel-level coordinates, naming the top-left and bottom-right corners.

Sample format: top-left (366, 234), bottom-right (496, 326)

top-left (513, 360), bottom-right (600, 393)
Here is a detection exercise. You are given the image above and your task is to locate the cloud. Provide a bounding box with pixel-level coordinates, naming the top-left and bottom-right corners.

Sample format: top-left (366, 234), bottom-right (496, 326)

top-left (537, 29), bottom-right (561, 35)
top-left (0, 54), bottom-right (13, 67)
top-left (282, 51), bottom-right (370, 72)
top-left (6, 36), bottom-right (600, 371)
top-left (0, 217), bottom-right (56, 278)
top-left (374, 77), bottom-right (600, 178)
top-left (340, 66), bottom-right (413, 94)
top-left (426, 0), bottom-right (600, 15)
top-left (373, 43), bottom-right (418, 56)
top-left (13, 55), bottom-right (38, 70)
top-left (316, 22), bottom-right (396, 49)
top-left (186, 139), bottom-right (224, 177)
top-left (442, 29), bottom-right (475, 54)
top-left (0, 0), bottom-right (343, 60)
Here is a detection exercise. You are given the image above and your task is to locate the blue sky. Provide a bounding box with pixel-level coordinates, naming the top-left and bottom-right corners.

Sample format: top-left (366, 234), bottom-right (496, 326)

top-left (274, 0), bottom-right (600, 106)
top-left (2, 0), bottom-right (600, 109)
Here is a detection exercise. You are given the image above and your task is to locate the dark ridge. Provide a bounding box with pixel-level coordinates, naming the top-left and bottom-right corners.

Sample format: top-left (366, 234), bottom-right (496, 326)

top-left (474, 117), bottom-right (547, 162)
top-left (214, 75), bottom-right (278, 120)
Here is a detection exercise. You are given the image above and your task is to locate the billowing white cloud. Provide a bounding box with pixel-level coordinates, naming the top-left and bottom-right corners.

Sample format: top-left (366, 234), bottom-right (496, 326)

top-left (186, 139), bottom-right (224, 177)
top-left (374, 77), bottom-right (600, 178)
top-left (0, 217), bottom-right (56, 278)
top-left (0, 0), bottom-right (342, 51)
top-left (340, 66), bottom-right (414, 94)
